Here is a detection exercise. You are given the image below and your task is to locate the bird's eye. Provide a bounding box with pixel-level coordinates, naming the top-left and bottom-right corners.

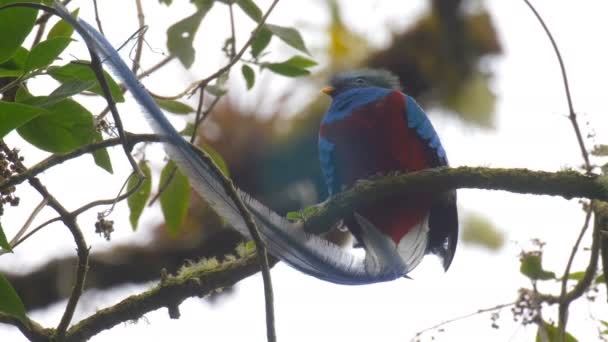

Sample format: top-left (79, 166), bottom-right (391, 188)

top-left (355, 78), bottom-right (366, 85)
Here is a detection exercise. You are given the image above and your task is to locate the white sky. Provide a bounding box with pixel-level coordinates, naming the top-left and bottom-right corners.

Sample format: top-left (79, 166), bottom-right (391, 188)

top-left (2, 0), bottom-right (608, 341)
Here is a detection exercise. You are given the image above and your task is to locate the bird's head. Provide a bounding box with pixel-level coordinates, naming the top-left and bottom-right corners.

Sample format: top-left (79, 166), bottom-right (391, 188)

top-left (321, 69), bottom-right (401, 97)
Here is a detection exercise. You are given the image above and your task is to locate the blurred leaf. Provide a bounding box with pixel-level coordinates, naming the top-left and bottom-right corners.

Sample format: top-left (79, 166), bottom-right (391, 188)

top-left (166, 0), bottom-right (214, 68)
top-left (17, 99), bottom-right (97, 153)
top-left (592, 145), bottom-right (608, 157)
top-left (561, 271), bottom-right (585, 281)
top-left (461, 213), bottom-right (504, 251)
top-left (236, 0), bottom-right (262, 22)
top-left (25, 37), bottom-right (71, 72)
top-left (0, 0), bottom-right (39, 63)
top-left (536, 321), bottom-right (578, 342)
top-left (48, 63), bottom-right (125, 102)
top-left (47, 8), bottom-right (78, 39)
top-left (206, 71), bottom-right (229, 96)
top-left (0, 274), bottom-right (26, 322)
top-left (0, 101), bottom-right (49, 139)
top-left (180, 122), bottom-right (196, 136)
top-left (0, 46), bottom-right (27, 77)
top-left (596, 274), bottom-right (605, 284)
top-left (241, 64), bottom-right (255, 89)
top-left (0, 223), bottom-right (11, 252)
top-left (160, 161), bottom-right (191, 236)
top-left (442, 72), bottom-right (496, 128)
top-left (326, 0), bottom-right (368, 67)
top-left (264, 56), bottom-right (317, 77)
top-left (520, 253), bottom-right (556, 281)
top-left (92, 132), bottom-right (113, 174)
top-left (155, 98), bottom-right (195, 114)
top-left (251, 27), bottom-right (272, 58)
top-left (128, 161), bottom-right (152, 230)
top-left (265, 24), bottom-right (309, 54)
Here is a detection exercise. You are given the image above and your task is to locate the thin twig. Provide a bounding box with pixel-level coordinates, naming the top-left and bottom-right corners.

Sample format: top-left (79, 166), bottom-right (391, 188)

top-left (228, 4), bottom-right (237, 59)
top-left (187, 145), bottom-right (276, 342)
top-left (92, 0), bottom-right (104, 35)
top-left (0, 197), bottom-right (48, 255)
top-left (521, 2), bottom-right (596, 340)
top-left (557, 206), bottom-right (592, 333)
top-left (131, 0), bottom-right (145, 73)
top-left (522, 0), bottom-right (591, 174)
top-left (412, 302), bottom-right (514, 340)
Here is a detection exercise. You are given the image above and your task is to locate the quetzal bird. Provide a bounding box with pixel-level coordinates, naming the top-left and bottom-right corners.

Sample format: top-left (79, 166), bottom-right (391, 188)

top-left (318, 69), bottom-right (458, 272)
top-left (56, 0), bottom-right (454, 283)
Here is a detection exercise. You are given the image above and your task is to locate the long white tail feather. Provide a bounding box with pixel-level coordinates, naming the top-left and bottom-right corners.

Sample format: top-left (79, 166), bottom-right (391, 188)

top-left (397, 215), bottom-right (429, 272)
top-left (53, 2), bottom-right (409, 284)
top-left (354, 213), bottom-right (407, 276)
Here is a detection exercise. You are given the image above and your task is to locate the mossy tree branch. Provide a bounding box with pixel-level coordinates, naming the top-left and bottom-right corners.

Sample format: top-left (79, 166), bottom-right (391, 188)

top-left (303, 166), bottom-right (607, 234)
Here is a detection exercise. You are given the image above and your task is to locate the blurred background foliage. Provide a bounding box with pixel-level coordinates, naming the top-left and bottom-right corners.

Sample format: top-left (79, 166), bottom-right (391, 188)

top-left (7, 0), bottom-right (504, 310)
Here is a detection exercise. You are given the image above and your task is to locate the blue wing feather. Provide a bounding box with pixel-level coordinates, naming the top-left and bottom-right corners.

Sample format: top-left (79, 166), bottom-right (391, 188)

top-left (405, 95), bottom-right (448, 165)
top-left (318, 137), bottom-right (339, 195)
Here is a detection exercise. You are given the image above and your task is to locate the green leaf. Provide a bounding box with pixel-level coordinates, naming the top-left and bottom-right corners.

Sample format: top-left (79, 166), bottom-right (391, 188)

top-left (201, 144), bottom-right (229, 176)
top-left (47, 8), bottom-right (78, 39)
top-left (92, 132), bottom-right (113, 174)
top-left (286, 211), bottom-right (302, 221)
top-left (236, 0), bottom-right (262, 22)
top-left (286, 206), bottom-right (318, 222)
top-left (596, 274), bottom-right (605, 284)
top-left (189, 143), bottom-right (230, 177)
top-left (155, 98), bottom-right (194, 114)
top-left (0, 222), bottom-right (12, 252)
top-left (36, 79), bottom-right (98, 107)
top-left (0, 101), bottom-right (49, 139)
top-left (561, 271), bottom-right (585, 281)
top-left (251, 27), bottom-right (272, 58)
top-left (166, 0), bottom-right (214, 68)
top-left (536, 321), bottom-right (578, 342)
top-left (264, 56), bottom-right (317, 77)
top-left (25, 37), bottom-right (72, 72)
top-left (461, 213), bottom-right (504, 251)
top-left (0, 46), bottom-right (28, 77)
top-left (48, 63), bottom-right (125, 102)
top-left (265, 24), bottom-right (309, 54)
top-left (17, 99), bottom-right (97, 153)
top-left (128, 161), bottom-right (152, 230)
top-left (520, 253), bottom-right (556, 281)
top-left (0, 273), bottom-right (26, 322)
top-left (0, 0), bottom-right (39, 63)
top-left (159, 161), bottom-right (190, 236)
top-left (241, 64), bottom-right (255, 90)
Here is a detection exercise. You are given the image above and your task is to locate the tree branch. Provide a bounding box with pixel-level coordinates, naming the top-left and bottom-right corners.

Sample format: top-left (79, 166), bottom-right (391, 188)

top-left (303, 167), bottom-right (607, 234)
top-left (0, 133), bottom-right (162, 192)
top-left (64, 247), bottom-right (262, 342)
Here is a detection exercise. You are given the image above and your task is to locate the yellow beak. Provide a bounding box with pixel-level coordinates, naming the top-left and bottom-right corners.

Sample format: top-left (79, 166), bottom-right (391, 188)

top-left (321, 86), bottom-right (334, 95)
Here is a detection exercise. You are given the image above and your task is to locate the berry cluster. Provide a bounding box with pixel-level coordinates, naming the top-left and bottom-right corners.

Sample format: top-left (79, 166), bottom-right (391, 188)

top-left (0, 148), bottom-right (23, 216)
